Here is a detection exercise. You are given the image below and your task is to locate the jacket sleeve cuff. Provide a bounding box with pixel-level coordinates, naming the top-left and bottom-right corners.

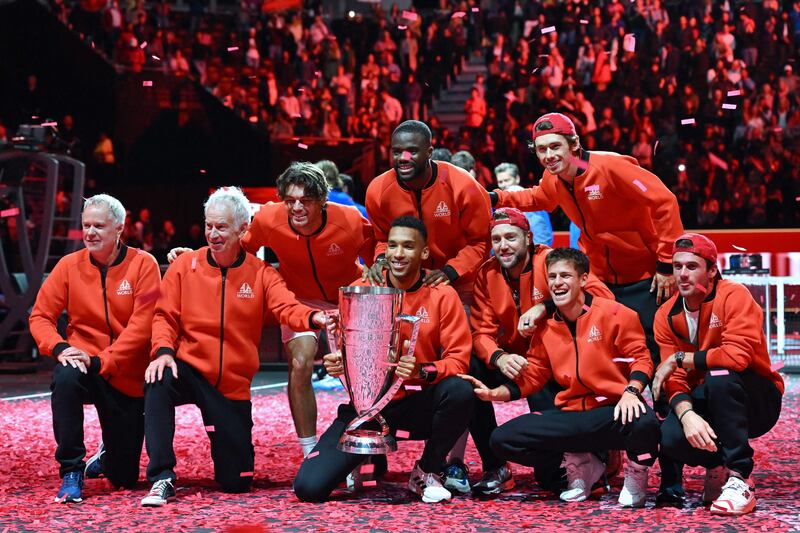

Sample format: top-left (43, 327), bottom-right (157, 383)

top-left (489, 350), bottom-right (505, 368)
top-left (630, 370), bottom-right (651, 386)
top-left (656, 261), bottom-right (673, 275)
top-left (669, 392), bottom-right (693, 409)
top-left (308, 311), bottom-right (321, 330)
top-left (693, 350), bottom-right (709, 371)
top-left (441, 265), bottom-right (459, 282)
top-left (543, 299), bottom-right (556, 315)
top-left (155, 347), bottom-right (176, 359)
top-left (505, 381), bottom-right (522, 401)
top-left (489, 191), bottom-right (499, 207)
top-left (90, 356), bottom-right (102, 374)
top-left (52, 342), bottom-right (71, 357)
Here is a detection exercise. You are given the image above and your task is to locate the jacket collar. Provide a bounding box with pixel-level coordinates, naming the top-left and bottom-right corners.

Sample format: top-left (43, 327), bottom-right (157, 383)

top-left (666, 279), bottom-right (719, 345)
top-left (89, 242), bottom-right (128, 269)
top-left (554, 292), bottom-right (593, 323)
top-left (386, 270), bottom-right (425, 293)
top-left (206, 247), bottom-right (247, 269)
top-left (395, 160), bottom-right (439, 192)
top-left (289, 206), bottom-right (328, 236)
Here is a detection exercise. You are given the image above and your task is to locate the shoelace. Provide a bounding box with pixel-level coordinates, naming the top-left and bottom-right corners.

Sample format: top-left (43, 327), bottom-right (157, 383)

top-left (149, 479), bottom-right (172, 496)
top-left (63, 471), bottom-right (82, 486)
top-left (564, 459), bottom-right (583, 486)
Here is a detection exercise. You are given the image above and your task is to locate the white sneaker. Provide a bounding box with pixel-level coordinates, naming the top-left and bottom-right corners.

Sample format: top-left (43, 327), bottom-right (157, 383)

top-left (710, 475), bottom-right (756, 515)
top-left (141, 479), bottom-right (176, 507)
top-left (702, 466), bottom-right (728, 504)
top-left (408, 461), bottom-right (452, 503)
top-left (559, 453), bottom-right (605, 502)
top-left (618, 460), bottom-right (648, 508)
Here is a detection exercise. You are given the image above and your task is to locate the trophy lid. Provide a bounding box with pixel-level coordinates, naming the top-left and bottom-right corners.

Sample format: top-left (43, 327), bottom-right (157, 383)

top-left (339, 286), bottom-right (403, 296)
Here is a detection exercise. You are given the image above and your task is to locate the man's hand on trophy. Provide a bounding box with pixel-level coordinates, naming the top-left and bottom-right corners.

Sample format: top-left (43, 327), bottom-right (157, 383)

top-left (311, 311), bottom-right (336, 330)
top-left (323, 351), bottom-right (344, 377)
top-left (458, 374), bottom-right (512, 402)
top-left (167, 247), bottom-right (192, 263)
top-left (394, 340), bottom-right (416, 379)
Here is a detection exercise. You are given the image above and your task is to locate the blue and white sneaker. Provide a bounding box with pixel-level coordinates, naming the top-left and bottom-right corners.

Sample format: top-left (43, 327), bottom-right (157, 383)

top-left (55, 471), bottom-right (84, 503)
top-left (85, 442), bottom-right (105, 479)
top-left (443, 459), bottom-right (471, 494)
top-left (313, 374), bottom-right (344, 391)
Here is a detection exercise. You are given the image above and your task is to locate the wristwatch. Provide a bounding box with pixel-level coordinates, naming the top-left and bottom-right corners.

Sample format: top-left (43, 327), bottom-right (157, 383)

top-left (419, 363), bottom-right (438, 383)
top-left (623, 385), bottom-right (642, 399)
top-left (675, 351), bottom-right (685, 369)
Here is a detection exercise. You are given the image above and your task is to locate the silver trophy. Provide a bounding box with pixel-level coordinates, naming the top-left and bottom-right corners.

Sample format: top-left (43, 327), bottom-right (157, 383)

top-left (326, 286), bottom-right (421, 455)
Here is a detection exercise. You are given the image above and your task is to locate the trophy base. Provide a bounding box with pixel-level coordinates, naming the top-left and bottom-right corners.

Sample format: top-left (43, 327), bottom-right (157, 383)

top-left (338, 429), bottom-right (397, 455)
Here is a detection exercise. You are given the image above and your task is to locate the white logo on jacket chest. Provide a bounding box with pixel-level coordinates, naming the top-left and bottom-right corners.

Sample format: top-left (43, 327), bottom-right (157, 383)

top-left (533, 287), bottom-right (545, 301)
top-left (116, 279), bottom-right (132, 296)
top-left (415, 306), bottom-right (431, 324)
top-left (434, 201), bottom-right (451, 217)
top-left (709, 312), bottom-right (723, 329)
top-left (327, 243), bottom-right (343, 256)
top-left (587, 325), bottom-right (603, 343)
top-left (584, 184), bottom-right (603, 201)
top-left (237, 282), bottom-right (255, 299)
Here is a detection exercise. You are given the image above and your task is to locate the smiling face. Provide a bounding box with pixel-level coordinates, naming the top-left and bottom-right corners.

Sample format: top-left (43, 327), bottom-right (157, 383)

top-left (533, 133), bottom-right (575, 176)
top-left (205, 203), bottom-right (246, 261)
top-left (82, 205), bottom-right (123, 263)
top-left (385, 225), bottom-right (429, 283)
top-left (673, 251), bottom-right (717, 304)
top-left (282, 184), bottom-right (324, 232)
top-left (546, 259), bottom-right (588, 309)
top-left (491, 224), bottom-right (529, 273)
top-left (391, 130), bottom-right (433, 184)
top-left (495, 170), bottom-right (519, 190)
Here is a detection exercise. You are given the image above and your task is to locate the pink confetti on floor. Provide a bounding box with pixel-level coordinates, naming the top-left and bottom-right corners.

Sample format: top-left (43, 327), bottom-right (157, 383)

top-left (680, 118), bottom-right (695, 125)
top-left (1, 382), bottom-right (798, 531)
top-left (306, 451), bottom-right (319, 459)
top-left (637, 453), bottom-right (652, 461)
top-left (541, 26), bottom-right (556, 34)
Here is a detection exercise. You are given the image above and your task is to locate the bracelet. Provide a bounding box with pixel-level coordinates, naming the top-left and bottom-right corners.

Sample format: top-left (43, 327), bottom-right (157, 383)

top-left (678, 408), bottom-right (694, 422)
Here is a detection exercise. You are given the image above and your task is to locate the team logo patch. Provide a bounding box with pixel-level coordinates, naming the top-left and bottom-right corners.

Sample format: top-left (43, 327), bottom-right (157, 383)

top-left (327, 243), bottom-right (343, 256)
top-left (237, 282), bottom-right (255, 299)
top-left (584, 184), bottom-right (603, 200)
top-left (709, 312), bottom-right (723, 329)
top-left (533, 287), bottom-right (545, 301)
top-left (415, 306), bottom-right (431, 324)
top-left (434, 201), bottom-right (451, 217)
top-left (587, 325), bottom-right (603, 343)
top-left (116, 279), bottom-right (132, 296)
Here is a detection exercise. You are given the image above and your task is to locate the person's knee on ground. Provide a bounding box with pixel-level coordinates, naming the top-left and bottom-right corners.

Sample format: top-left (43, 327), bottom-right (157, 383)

top-left (293, 470), bottom-right (331, 503)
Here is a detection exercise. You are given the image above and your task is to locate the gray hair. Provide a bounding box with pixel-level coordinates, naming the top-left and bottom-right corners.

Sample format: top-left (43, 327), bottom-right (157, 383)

top-left (494, 162), bottom-right (519, 178)
top-left (204, 186), bottom-right (251, 228)
top-left (83, 194), bottom-right (125, 226)
top-left (451, 150), bottom-right (475, 172)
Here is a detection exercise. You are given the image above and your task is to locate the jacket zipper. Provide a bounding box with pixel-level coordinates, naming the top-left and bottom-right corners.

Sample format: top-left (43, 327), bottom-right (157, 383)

top-left (305, 238), bottom-right (328, 301)
top-left (568, 323), bottom-right (590, 411)
top-left (606, 246), bottom-right (618, 285)
top-left (99, 268), bottom-right (114, 344)
top-left (563, 180), bottom-right (591, 240)
top-left (215, 268), bottom-right (227, 389)
top-left (414, 189), bottom-right (423, 218)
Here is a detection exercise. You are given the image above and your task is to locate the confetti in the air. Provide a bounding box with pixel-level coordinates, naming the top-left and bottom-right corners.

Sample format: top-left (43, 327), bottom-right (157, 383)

top-left (681, 118), bottom-right (695, 125)
top-left (0, 208), bottom-right (20, 218)
top-left (632, 179), bottom-right (647, 192)
top-left (727, 90), bottom-right (741, 97)
top-left (227, 46), bottom-right (239, 52)
top-left (623, 34), bottom-right (636, 52)
top-left (722, 103), bottom-right (737, 110)
top-left (732, 244), bottom-right (747, 251)
top-left (396, 430), bottom-right (410, 439)
top-left (710, 369), bottom-right (730, 376)
top-left (40, 121), bottom-right (58, 127)
top-left (401, 10), bottom-right (417, 20)
top-left (142, 81), bottom-right (153, 87)
top-left (297, 143), bottom-right (308, 150)
top-left (542, 26), bottom-right (556, 34)
top-left (612, 357), bottom-right (635, 363)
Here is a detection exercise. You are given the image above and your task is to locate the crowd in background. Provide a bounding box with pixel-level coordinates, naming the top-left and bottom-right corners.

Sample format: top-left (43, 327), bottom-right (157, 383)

top-left (3, 0), bottom-right (799, 233)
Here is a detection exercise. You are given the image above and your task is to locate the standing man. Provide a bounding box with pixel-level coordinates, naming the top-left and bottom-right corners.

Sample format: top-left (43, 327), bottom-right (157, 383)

top-left (169, 162), bottom-right (374, 458)
top-left (494, 162), bottom-right (553, 246)
top-left (469, 208), bottom-right (614, 496)
top-left (497, 113), bottom-right (685, 504)
top-left (463, 248), bottom-right (660, 508)
top-left (294, 217), bottom-right (473, 504)
top-left (364, 120), bottom-right (492, 307)
top-left (652, 233), bottom-right (784, 515)
top-left (142, 187), bottom-right (331, 506)
top-left (30, 194), bottom-right (161, 503)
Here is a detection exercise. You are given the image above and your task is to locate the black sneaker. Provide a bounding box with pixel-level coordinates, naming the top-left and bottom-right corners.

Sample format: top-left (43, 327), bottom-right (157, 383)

top-left (141, 479), bottom-right (176, 507)
top-left (472, 464), bottom-right (514, 497)
top-left (655, 486), bottom-right (686, 508)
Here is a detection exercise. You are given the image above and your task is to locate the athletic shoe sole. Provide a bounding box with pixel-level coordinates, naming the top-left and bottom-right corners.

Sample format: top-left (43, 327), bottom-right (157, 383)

top-left (472, 478), bottom-right (515, 498)
top-left (443, 480), bottom-right (471, 494)
top-left (710, 499), bottom-right (756, 515)
top-left (141, 497), bottom-right (171, 507)
top-left (54, 495), bottom-right (83, 503)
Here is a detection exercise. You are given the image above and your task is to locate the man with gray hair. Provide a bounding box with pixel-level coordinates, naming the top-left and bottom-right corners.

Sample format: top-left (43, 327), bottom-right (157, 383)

top-left (142, 187), bottom-right (335, 506)
top-left (30, 194), bottom-right (161, 503)
top-left (494, 162), bottom-right (553, 246)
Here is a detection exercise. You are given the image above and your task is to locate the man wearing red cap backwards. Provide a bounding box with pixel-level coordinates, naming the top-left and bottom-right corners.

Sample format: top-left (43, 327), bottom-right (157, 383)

top-left (467, 207), bottom-right (614, 497)
top-left (651, 233), bottom-right (784, 516)
top-left (492, 112), bottom-right (685, 504)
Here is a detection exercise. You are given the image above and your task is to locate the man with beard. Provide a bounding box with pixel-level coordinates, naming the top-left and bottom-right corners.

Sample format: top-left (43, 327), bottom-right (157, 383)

top-left (468, 208), bottom-right (614, 497)
top-left (168, 163), bottom-right (375, 458)
top-left (494, 112), bottom-right (686, 505)
top-left (651, 234), bottom-right (784, 515)
top-left (293, 216), bottom-right (473, 504)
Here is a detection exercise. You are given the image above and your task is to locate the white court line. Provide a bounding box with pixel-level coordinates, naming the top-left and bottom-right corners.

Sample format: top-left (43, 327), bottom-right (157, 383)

top-left (0, 381), bottom-right (289, 402)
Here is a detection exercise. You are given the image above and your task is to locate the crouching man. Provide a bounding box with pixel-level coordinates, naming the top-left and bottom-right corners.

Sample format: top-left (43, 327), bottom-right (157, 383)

top-left (652, 233), bottom-right (784, 515)
top-left (141, 187), bottom-right (330, 506)
top-left (463, 248), bottom-right (660, 507)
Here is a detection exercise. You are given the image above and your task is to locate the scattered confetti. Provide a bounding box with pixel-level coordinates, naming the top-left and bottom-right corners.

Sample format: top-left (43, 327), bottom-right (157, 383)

top-left (200, 169), bottom-right (207, 173)
top-left (710, 369), bottom-right (730, 376)
top-left (541, 26), bottom-right (556, 34)
top-left (361, 463), bottom-right (375, 474)
top-left (595, 396), bottom-right (607, 402)
top-left (653, 139), bottom-right (659, 155)
top-left (139, 41), bottom-right (147, 49)
top-left (732, 244), bottom-right (747, 252)
top-left (191, 257), bottom-right (198, 271)
top-left (405, 385), bottom-right (422, 391)
top-left (297, 143), bottom-right (308, 150)
top-left (579, 19), bottom-right (589, 24)
top-left (471, 7), bottom-right (479, 12)
top-left (227, 46), bottom-right (239, 52)
top-left (142, 81), bottom-right (153, 87)
top-left (307, 451), bottom-right (319, 459)
top-left (582, 304), bottom-right (591, 312)
top-left (451, 11), bottom-right (466, 18)
top-left (362, 480), bottom-right (378, 487)
top-left (239, 471), bottom-right (253, 477)
top-left (727, 90), bottom-right (741, 97)
top-left (152, 54), bottom-right (161, 61)
top-left (612, 358), bottom-right (635, 363)
top-left (0, 207), bottom-right (20, 218)
top-left (398, 25), bottom-right (407, 30)
top-left (401, 10), bottom-right (417, 21)
top-left (40, 121), bottom-right (58, 127)
top-left (623, 34), bottom-right (636, 52)
top-left (632, 179), bottom-right (647, 192)
top-left (205, 425), bottom-right (215, 432)
top-left (396, 430), bottom-right (410, 439)
top-left (249, 116), bottom-right (258, 123)
top-left (637, 453), bottom-right (652, 461)
top-left (707, 152), bottom-right (729, 170)
top-left (722, 103), bottom-right (737, 110)
top-left (680, 118), bottom-right (695, 125)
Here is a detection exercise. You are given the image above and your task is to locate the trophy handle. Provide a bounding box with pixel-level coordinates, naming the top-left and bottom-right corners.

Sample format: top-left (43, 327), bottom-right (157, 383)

top-left (324, 309), bottom-right (341, 353)
top-left (347, 314), bottom-right (422, 433)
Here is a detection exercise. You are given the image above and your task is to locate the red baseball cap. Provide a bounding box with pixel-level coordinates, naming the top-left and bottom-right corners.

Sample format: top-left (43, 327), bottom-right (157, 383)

top-left (531, 112), bottom-right (578, 141)
top-left (490, 207), bottom-right (530, 233)
top-left (673, 232), bottom-right (717, 263)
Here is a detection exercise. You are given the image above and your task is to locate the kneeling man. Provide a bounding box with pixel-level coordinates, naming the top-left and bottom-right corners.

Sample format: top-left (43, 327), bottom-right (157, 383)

top-left (293, 216), bottom-right (474, 503)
